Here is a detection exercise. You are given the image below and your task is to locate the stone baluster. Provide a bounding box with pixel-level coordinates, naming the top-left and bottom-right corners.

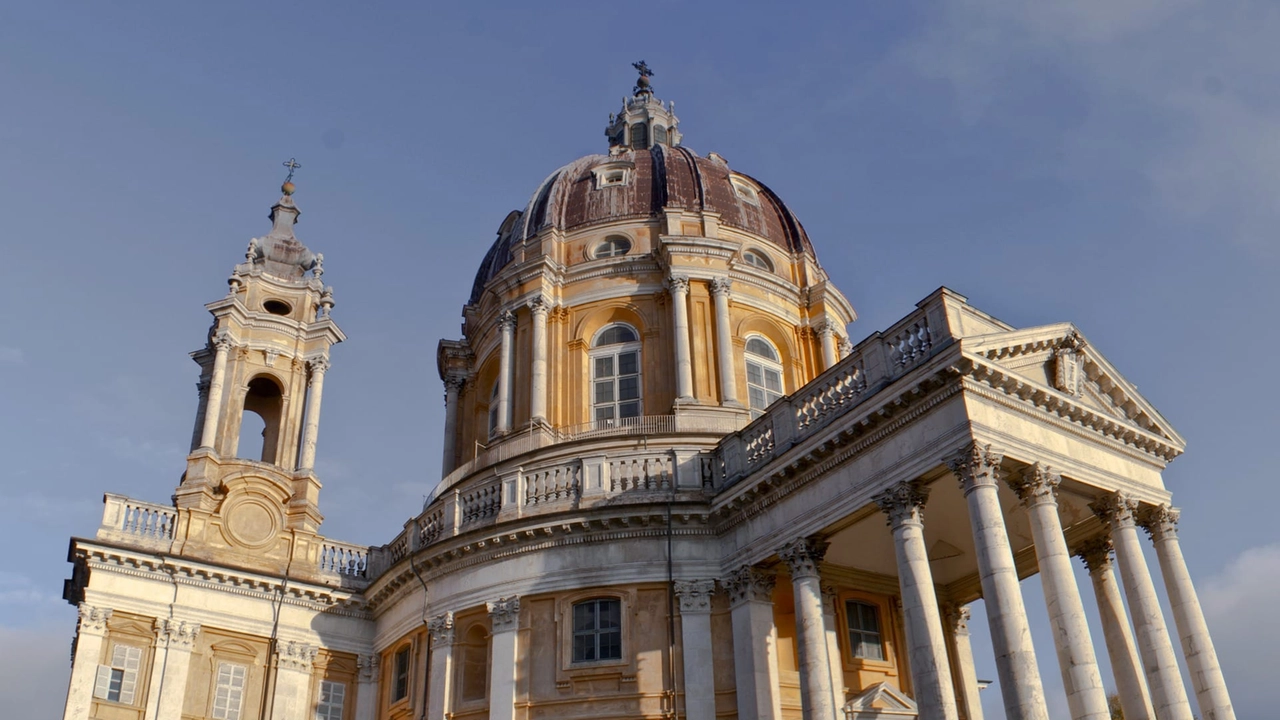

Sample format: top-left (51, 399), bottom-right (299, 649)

top-left (427, 613), bottom-right (456, 720)
top-left (675, 580), bottom-right (718, 720)
top-left (269, 640), bottom-right (318, 720)
top-left (779, 537), bottom-right (837, 720)
top-left (948, 442), bottom-right (1049, 720)
top-left (668, 276), bottom-right (695, 402)
top-left (1076, 537), bottom-right (1154, 720)
top-left (724, 566), bottom-right (782, 720)
top-left (1092, 493), bottom-right (1193, 720)
top-left (496, 310), bottom-right (516, 434)
top-left (441, 375), bottom-right (465, 476)
top-left (487, 597), bottom-right (520, 720)
top-left (1139, 506), bottom-right (1236, 720)
top-left (528, 297), bottom-right (550, 423)
top-left (1009, 464), bottom-right (1109, 720)
top-left (710, 278), bottom-right (739, 407)
top-left (297, 356), bottom-right (330, 470)
top-left (874, 481), bottom-right (959, 720)
top-left (198, 335), bottom-right (232, 450)
top-left (63, 604), bottom-right (113, 720)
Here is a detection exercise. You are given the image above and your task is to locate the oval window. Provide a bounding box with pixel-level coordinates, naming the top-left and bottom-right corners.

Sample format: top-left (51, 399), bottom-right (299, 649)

top-left (593, 236), bottom-right (632, 259)
top-left (263, 299), bottom-right (292, 316)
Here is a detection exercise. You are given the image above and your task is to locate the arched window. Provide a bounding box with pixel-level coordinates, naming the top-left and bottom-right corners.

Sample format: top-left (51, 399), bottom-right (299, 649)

top-left (653, 124), bottom-right (668, 145)
top-left (237, 376), bottom-right (283, 463)
top-left (459, 625), bottom-right (488, 702)
top-left (630, 122), bottom-right (648, 149)
top-left (591, 324), bottom-right (641, 427)
top-left (593, 236), bottom-right (632, 259)
top-left (741, 249), bottom-right (773, 272)
top-left (488, 381), bottom-right (500, 439)
top-left (572, 598), bottom-right (622, 663)
top-left (745, 336), bottom-right (784, 418)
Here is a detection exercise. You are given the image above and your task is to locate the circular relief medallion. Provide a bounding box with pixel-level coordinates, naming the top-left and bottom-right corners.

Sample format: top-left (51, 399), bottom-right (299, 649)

top-left (225, 498), bottom-right (280, 549)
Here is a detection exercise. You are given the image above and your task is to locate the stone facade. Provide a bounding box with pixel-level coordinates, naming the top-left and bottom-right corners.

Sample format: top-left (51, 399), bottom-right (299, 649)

top-left (61, 72), bottom-right (1234, 720)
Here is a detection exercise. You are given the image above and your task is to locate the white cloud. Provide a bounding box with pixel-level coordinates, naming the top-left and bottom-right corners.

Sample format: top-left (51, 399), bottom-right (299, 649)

top-left (1200, 542), bottom-right (1280, 718)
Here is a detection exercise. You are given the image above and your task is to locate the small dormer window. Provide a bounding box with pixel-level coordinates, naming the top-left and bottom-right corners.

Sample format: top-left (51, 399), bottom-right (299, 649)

top-left (601, 171), bottom-right (625, 186)
top-left (593, 236), bottom-right (632, 259)
top-left (591, 162), bottom-right (634, 190)
top-left (731, 177), bottom-right (760, 205)
top-left (742, 249), bottom-right (774, 272)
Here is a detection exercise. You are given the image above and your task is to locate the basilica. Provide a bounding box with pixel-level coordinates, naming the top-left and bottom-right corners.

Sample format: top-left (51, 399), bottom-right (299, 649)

top-left (60, 67), bottom-right (1234, 720)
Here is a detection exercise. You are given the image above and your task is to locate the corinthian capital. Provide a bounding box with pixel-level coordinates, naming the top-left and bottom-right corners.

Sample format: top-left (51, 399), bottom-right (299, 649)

top-left (498, 309), bottom-right (517, 331)
top-left (1138, 504), bottom-right (1180, 542)
top-left (947, 441), bottom-right (1004, 494)
top-left (710, 277), bottom-right (733, 297)
top-left (723, 566), bottom-right (776, 606)
top-left (306, 356), bottom-right (331, 375)
top-left (1007, 462), bottom-right (1061, 506)
top-left (527, 295), bottom-right (551, 316)
top-left (874, 481), bottom-right (930, 528)
top-left (154, 618), bottom-right (201, 651)
top-left (666, 275), bottom-right (690, 294)
top-left (942, 603), bottom-right (972, 636)
top-left (1074, 536), bottom-right (1114, 574)
top-left (77, 604), bottom-right (112, 634)
top-left (1090, 492), bottom-right (1139, 529)
top-left (778, 537), bottom-right (830, 580)
top-left (673, 580), bottom-right (716, 614)
top-left (443, 374), bottom-right (467, 394)
top-left (428, 612), bottom-right (455, 647)
top-left (358, 654), bottom-right (380, 683)
top-left (487, 596), bottom-right (521, 633)
top-left (213, 333), bottom-right (234, 352)
top-left (276, 641), bottom-right (318, 672)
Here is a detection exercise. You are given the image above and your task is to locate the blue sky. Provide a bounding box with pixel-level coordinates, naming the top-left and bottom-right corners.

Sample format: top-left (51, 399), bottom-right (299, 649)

top-left (2, 2), bottom-right (1277, 717)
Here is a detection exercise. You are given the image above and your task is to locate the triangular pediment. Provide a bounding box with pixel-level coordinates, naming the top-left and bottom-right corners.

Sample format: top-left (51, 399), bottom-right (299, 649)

top-left (844, 682), bottom-right (918, 717)
top-left (962, 324), bottom-right (1184, 450)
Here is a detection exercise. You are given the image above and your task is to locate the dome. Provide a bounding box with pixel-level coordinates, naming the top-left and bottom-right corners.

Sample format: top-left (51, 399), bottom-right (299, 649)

top-left (469, 145), bottom-right (816, 305)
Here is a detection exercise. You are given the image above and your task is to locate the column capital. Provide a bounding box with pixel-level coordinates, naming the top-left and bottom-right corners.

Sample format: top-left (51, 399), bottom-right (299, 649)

top-left (357, 654), bottom-right (380, 683)
top-left (154, 618), bottom-right (201, 651)
top-left (821, 585), bottom-right (840, 614)
top-left (213, 333), bottom-right (234, 352)
top-left (1137, 504), bottom-right (1180, 542)
top-left (527, 295), bottom-right (551, 316)
top-left (941, 603), bottom-right (973, 637)
top-left (1007, 462), bottom-right (1061, 506)
top-left (498, 309), bottom-right (517, 331)
top-left (1074, 535), bottom-right (1115, 574)
top-left (77, 603), bottom-right (113, 634)
top-left (1091, 492), bottom-right (1139, 529)
top-left (306, 356), bottom-right (331, 375)
top-left (666, 274), bottom-right (691, 293)
top-left (443, 374), bottom-right (467, 394)
top-left (816, 320), bottom-right (838, 337)
top-left (838, 337), bottom-right (853, 357)
top-left (276, 640), bottom-right (318, 672)
top-left (947, 441), bottom-right (1005, 495)
top-left (723, 565), bottom-right (777, 605)
top-left (487, 596), bottom-right (521, 633)
top-left (428, 612), bottom-right (456, 647)
top-left (710, 276), bottom-right (733, 297)
top-left (674, 579), bottom-right (716, 614)
top-left (874, 480), bottom-right (930, 527)
top-left (779, 537), bottom-right (830, 580)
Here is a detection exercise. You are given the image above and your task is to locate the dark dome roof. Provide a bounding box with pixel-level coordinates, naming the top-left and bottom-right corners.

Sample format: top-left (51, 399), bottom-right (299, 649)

top-left (469, 145), bottom-right (815, 304)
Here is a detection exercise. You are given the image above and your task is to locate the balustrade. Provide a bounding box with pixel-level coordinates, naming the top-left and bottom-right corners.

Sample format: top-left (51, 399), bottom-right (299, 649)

top-left (318, 542), bottom-right (369, 578)
top-left (524, 462), bottom-right (581, 505)
top-left (608, 454), bottom-right (673, 492)
top-left (459, 481), bottom-right (501, 527)
top-left (99, 494), bottom-right (176, 548)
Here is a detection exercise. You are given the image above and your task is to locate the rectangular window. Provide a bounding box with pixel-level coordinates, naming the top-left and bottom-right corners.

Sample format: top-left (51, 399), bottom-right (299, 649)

top-left (212, 662), bottom-right (248, 720)
top-left (591, 348), bottom-right (642, 428)
top-left (93, 643), bottom-right (142, 704)
top-left (572, 598), bottom-right (622, 663)
top-left (392, 647), bottom-right (411, 702)
top-left (315, 680), bottom-right (345, 720)
top-left (845, 600), bottom-right (885, 661)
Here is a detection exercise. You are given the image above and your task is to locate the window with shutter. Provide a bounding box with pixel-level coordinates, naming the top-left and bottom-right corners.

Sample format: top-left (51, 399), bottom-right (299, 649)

top-left (93, 644), bottom-right (142, 704)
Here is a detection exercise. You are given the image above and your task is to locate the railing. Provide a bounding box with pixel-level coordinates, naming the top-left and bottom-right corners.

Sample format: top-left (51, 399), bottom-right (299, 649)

top-left (459, 480), bottom-right (501, 527)
top-left (318, 541), bottom-right (369, 578)
top-left (99, 494), bottom-right (176, 547)
top-left (524, 461), bottom-right (582, 506)
top-left (608, 453), bottom-right (673, 492)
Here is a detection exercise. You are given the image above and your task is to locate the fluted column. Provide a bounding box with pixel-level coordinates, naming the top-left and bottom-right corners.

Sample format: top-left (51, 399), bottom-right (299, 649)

top-left (1009, 464), bottom-right (1108, 720)
top-left (1092, 494), bottom-right (1193, 720)
top-left (820, 586), bottom-right (845, 710)
top-left (297, 357), bottom-right (329, 470)
top-left (668, 276), bottom-right (694, 402)
top-left (487, 597), bottom-right (520, 720)
top-left (198, 335), bottom-right (231, 450)
top-left (818, 321), bottom-right (838, 370)
top-left (943, 605), bottom-right (984, 720)
top-left (496, 310), bottom-right (516, 434)
top-left (1140, 506), bottom-right (1235, 720)
top-left (1077, 538), bottom-right (1154, 720)
top-left (528, 297), bottom-right (550, 423)
top-left (427, 613), bottom-right (456, 720)
top-left (710, 278), bottom-right (739, 406)
top-left (725, 566), bottom-right (781, 720)
top-left (441, 375), bottom-right (465, 476)
top-left (63, 604), bottom-right (112, 720)
top-left (356, 655), bottom-right (380, 720)
top-left (675, 580), bottom-right (718, 720)
top-left (269, 641), bottom-right (318, 719)
top-left (874, 481), bottom-right (959, 720)
top-left (780, 538), bottom-right (836, 720)
top-left (948, 443), bottom-right (1048, 720)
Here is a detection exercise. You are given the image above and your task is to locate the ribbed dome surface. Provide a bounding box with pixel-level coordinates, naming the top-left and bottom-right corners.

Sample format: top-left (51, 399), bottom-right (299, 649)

top-left (470, 145), bottom-right (814, 304)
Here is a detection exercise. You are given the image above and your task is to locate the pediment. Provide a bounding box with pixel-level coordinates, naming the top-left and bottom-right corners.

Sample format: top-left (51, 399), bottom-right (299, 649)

top-left (962, 324), bottom-right (1184, 449)
top-left (844, 682), bottom-right (918, 717)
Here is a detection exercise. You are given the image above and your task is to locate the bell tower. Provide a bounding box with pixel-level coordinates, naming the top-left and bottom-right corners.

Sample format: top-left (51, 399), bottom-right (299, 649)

top-left (174, 167), bottom-right (345, 569)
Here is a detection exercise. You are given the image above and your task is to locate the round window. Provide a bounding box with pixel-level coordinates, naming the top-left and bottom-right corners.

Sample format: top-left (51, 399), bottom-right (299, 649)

top-left (263, 299), bottom-right (292, 316)
top-left (593, 236), bottom-right (632, 259)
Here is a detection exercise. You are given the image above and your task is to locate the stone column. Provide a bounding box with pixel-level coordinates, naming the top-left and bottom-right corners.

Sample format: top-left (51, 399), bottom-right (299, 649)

top-left (675, 580), bottom-right (718, 720)
top-left (668, 276), bottom-right (695, 402)
top-left (441, 375), bottom-right (465, 476)
top-left (818, 322), bottom-right (839, 371)
top-left (943, 605), bottom-right (984, 720)
top-left (355, 655), bottom-right (380, 720)
top-left (820, 586), bottom-right (845, 710)
top-left (1092, 494), bottom-right (1193, 720)
top-left (528, 297), bottom-right (550, 423)
top-left (496, 310), bottom-right (516, 434)
top-left (1077, 538), bottom-right (1154, 720)
top-left (269, 641), bottom-right (318, 720)
top-left (948, 442), bottom-right (1049, 720)
top-left (1009, 464), bottom-right (1109, 720)
top-left (838, 337), bottom-right (853, 361)
top-left (427, 613), bottom-right (456, 720)
top-left (297, 357), bottom-right (330, 470)
top-left (141, 619), bottom-right (201, 720)
top-left (874, 481), bottom-right (959, 720)
top-left (487, 597), bottom-right (520, 720)
top-left (63, 604), bottom-right (112, 720)
top-left (198, 335), bottom-right (232, 450)
top-left (725, 566), bottom-right (781, 720)
top-left (1140, 506), bottom-right (1236, 720)
top-left (779, 538), bottom-right (837, 720)
top-left (710, 278), bottom-right (739, 406)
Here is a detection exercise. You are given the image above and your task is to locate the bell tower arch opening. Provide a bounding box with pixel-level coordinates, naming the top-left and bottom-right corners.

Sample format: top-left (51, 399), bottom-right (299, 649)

top-left (237, 376), bottom-right (284, 463)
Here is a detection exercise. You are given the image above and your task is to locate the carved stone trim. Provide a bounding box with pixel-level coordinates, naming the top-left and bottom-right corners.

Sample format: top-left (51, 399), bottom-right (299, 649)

top-left (498, 310), bottom-right (517, 331)
top-left (947, 441), bottom-right (1004, 495)
top-left (778, 537), bottom-right (830, 580)
top-left (443, 374), bottom-right (467, 394)
top-left (709, 277), bottom-right (733, 297)
top-left (487, 596), bottom-right (521, 633)
top-left (1138, 504), bottom-right (1180, 542)
top-left (154, 618), bottom-right (201, 651)
top-left (77, 603), bottom-right (112, 634)
top-left (873, 481), bottom-right (929, 528)
top-left (1007, 462), bottom-right (1061, 506)
top-left (277, 640), bottom-right (318, 672)
top-left (306, 356), bottom-right (331, 375)
top-left (358, 654), bottom-right (380, 684)
top-left (428, 612), bottom-right (455, 647)
top-left (942, 603), bottom-right (972, 637)
top-left (723, 566), bottom-right (777, 606)
top-left (1074, 536), bottom-right (1114, 574)
top-left (1091, 492), bottom-right (1139, 529)
top-left (527, 295), bottom-right (551, 316)
top-left (673, 579), bottom-right (716, 614)
top-left (666, 275), bottom-right (690, 294)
